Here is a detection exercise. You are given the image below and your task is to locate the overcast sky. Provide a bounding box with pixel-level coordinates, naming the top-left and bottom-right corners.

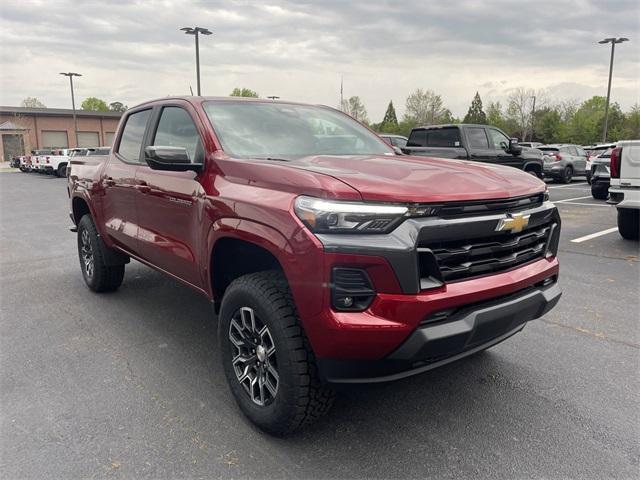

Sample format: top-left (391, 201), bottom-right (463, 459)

top-left (1, 0), bottom-right (638, 120)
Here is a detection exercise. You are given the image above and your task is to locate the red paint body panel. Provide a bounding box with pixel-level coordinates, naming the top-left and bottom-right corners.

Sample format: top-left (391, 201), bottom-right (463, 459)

top-left (68, 96), bottom-right (557, 363)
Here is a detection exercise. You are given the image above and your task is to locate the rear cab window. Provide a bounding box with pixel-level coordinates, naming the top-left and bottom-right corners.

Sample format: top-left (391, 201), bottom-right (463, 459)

top-left (117, 109), bottom-right (152, 163)
top-left (407, 129), bottom-right (427, 147)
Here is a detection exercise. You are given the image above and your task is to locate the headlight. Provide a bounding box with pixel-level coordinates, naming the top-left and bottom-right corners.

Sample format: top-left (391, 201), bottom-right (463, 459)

top-left (294, 196), bottom-right (411, 234)
top-left (543, 188), bottom-right (550, 202)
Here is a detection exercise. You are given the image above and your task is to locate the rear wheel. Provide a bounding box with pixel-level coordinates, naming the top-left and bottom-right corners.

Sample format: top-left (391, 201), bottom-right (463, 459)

top-left (617, 208), bottom-right (639, 240)
top-left (55, 164), bottom-right (66, 178)
top-left (219, 270), bottom-right (334, 435)
top-left (77, 215), bottom-right (125, 292)
top-left (560, 166), bottom-right (573, 184)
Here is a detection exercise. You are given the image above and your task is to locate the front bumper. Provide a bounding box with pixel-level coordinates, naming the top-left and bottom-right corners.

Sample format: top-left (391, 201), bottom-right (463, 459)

top-left (318, 280), bottom-right (561, 383)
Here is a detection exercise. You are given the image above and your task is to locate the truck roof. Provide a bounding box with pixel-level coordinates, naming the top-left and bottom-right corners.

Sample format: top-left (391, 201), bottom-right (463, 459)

top-left (129, 95), bottom-right (321, 111)
top-left (411, 124), bottom-right (491, 130)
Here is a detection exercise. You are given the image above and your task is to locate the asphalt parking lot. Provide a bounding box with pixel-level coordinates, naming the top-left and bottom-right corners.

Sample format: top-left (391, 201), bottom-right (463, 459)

top-left (1, 171), bottom-right (638, 479)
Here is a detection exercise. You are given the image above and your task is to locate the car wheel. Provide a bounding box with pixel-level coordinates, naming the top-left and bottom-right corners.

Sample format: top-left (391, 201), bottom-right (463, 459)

top-left (591, 186), bottom-right (608, 200)
top-left (617, 208), bottom-right (639, 240)
top-left (219, 270), bottom-right (334, 435)
top-left (77, 214), bottom-right (125, 292)
top-left (560, 166), bottom-right (573, 184)
top-left (55, 165), bottom-right (66, 178)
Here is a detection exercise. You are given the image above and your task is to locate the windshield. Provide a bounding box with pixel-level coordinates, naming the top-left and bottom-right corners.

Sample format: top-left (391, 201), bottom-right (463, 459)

top-left (203, 101), bottom-right (393, 159)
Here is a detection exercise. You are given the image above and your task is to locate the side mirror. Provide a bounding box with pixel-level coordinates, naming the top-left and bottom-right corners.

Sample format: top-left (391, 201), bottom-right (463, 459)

top-left (509, 138), bottom-right (522, 155)
top-left (144, 146), bottom-right (203, 172)
top-left (392, 146), bottom-right (404, 155)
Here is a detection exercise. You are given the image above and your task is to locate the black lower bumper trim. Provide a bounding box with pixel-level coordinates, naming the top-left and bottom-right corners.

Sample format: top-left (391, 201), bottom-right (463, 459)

top-left (318, 282), bottom-right (562, 383)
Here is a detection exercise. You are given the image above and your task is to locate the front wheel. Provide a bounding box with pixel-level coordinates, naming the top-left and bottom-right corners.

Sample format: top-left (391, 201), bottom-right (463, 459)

top-left (77, 215), bottom-right (125, 292)
top-left (219, 271), bottom-right (334, 435)
top-left (618, 208), bottom-right (639, 240)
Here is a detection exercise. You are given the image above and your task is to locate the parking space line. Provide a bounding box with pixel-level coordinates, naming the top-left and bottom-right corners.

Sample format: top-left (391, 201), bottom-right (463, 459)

top-left (570, 227), bottom-right (618, 243)
top-left (557, 202), bottom-right (612, 207)
top-left (548, 182), bottom-right (588, 189)
top-left (555, 195), bottom-right (593, 203)
top-left (549, 187), bottom-right (591, 191)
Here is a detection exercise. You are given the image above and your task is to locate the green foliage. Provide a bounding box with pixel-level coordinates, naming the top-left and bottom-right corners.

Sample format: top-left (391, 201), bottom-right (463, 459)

top-left (404, 89), bottom-right (450, 125)
top-left (381, 101), bottom-right (398, 128)
top-left (109, 101), bottom-right (127, 112)
top-left (463, 92), bottom-right (487, 124)
top-left (622, 104), bottom-right (640, 139)
top-left (20, 97), bottom-right (46, 108)
top-left (81, 97), bottom-right (110, 112)
top-left (230, 88), bottom-right (259, 98)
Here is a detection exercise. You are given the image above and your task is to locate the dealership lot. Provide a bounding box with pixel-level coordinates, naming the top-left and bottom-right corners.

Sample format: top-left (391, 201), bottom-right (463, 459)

top-left (1, 172), bottom-right (638, 479)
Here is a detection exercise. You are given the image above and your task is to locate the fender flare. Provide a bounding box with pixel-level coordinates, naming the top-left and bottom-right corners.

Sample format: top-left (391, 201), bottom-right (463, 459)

top-left (203, 218), bottom-right (295, 299)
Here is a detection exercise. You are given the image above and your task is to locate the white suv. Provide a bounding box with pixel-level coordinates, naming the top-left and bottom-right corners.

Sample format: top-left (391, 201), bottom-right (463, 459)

top-left (608, 140), bottom-right (640, 240)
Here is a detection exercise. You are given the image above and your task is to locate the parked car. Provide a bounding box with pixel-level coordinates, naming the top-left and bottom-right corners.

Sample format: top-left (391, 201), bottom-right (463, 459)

top-left (402, 124), bottom-right (544, 178)
top-left (591, 160), bottom-right (611, 199)
top-left (539, 144), bottom-right (588, 183)
top-left (379, 134), bottom-right (408, 149)
top-left (68, 96), bottom-right (561, 434)
top-left (586, 143), bottom-right (616, 183)
top-left (9, 156), bottom-right (21, 168)
top-left (29, 149), bottom-right (53, 173)
top-left (608, 140), bottom-right (640, 240)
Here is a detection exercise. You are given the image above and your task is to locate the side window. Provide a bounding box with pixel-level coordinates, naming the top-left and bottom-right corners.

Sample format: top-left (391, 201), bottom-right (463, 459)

top-left (426, 128), bottom-right (461, 147)
top-left (407, 129), bottom-right (427, 147)
top-left (117, 109), bottom-right (151, 162)
top-left (568, 146), bottom-right (579, 156)
top-left (576, 147), bottom-right (586, 157)
top-left (153, 107), bottom-right (203, 162)
top-left (466, 127), bottom-right (489, 149)
top-left (395, 137), bottom-right (407, 148)
top-left (488, 128), bottom-right (510, 150)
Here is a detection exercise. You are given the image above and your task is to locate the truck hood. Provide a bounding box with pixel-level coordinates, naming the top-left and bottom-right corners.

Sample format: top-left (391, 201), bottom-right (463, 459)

top-left (290, 154), bottom-right (545, 202)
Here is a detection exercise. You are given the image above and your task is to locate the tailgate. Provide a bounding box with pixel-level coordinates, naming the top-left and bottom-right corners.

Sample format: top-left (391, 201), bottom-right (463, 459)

top-left (618, 142), bottom-right (640, 187)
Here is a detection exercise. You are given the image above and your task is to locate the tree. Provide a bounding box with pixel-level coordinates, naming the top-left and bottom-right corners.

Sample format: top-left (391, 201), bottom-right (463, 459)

top-left (230, 88), bottom-right (259, 98)
top-left (536, 107), bottom-right (562, 144)
top-left (380, 100), bottom-right (398, 128)
top-left (20, 97), bottom-right (46, 108)
top-left (463, 92), bottom-right (487, 124)
top-left (81, 97), bottom-right (110, 112)
top-left (341, 96), bottom-right (369, 123)
top-left (109, 101), bottom-right (127, 112)
top-left (506, 87), bottom-right (535, 140)
top-left (404, 89), bottom-right (449, 125)
top-left (622, 104), bottom-right (640, 139)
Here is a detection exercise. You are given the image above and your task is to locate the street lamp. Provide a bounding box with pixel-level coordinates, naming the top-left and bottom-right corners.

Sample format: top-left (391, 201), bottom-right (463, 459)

top-left (529, 95), bottom-right (536, 142)
top-left (599, 37), bottom-right (629, 142)
top-left (59, 72), bottom-right (82, 147)
top-left (180, 26), bottom-right (212, 96)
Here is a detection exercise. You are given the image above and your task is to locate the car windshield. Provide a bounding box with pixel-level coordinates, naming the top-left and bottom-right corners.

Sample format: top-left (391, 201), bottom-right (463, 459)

top-left (203, 101), bottom-right (393, 159)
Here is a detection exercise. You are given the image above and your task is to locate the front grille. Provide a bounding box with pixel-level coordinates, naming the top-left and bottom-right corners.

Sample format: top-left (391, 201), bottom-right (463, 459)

top-left (435, 194), bottom-right (544, 218)
top-left (419, 222), bottom-right (553, 283)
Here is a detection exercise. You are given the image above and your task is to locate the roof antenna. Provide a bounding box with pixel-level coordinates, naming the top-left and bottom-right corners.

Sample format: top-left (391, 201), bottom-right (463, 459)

top-left (189, 86), bottom-right (194, 96)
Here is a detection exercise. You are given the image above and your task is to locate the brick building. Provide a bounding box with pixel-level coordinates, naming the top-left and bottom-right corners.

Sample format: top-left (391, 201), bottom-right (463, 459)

top-left (0, 106), bottom-right (122, 162)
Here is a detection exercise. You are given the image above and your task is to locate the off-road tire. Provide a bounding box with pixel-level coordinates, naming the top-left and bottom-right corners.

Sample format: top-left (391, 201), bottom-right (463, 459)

top-left (77, 214), bottom-right (125, 292)
top-left (617, 208), bottom-right (639, 240)
top-left (55, 164), bottom-right (66, 178)
top-left (219, 270), bottom-right (334, 435)
top-left (560, 166), bottom-right (573, 184)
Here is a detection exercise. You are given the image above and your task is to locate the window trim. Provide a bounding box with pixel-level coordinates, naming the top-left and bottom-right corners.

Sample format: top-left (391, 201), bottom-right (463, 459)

top-left (114, 107), bottom-right (153, 165)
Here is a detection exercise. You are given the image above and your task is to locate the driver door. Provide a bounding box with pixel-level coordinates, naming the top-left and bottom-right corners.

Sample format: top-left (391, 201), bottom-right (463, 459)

top-left (487, 127), bottom-right (520, 168)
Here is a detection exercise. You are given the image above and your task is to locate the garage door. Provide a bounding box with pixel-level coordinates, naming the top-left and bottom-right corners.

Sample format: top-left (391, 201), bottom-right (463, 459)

top-left (78, 132), bottom-right (100, 147)
top-left (42, 131), bottom-right (69, 148)
top-left (105, 132), bottom-right (115, 146)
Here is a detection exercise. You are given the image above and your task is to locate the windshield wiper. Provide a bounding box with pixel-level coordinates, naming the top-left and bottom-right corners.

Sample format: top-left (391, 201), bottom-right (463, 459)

top-left (251, 157), bottom-right (291, 162)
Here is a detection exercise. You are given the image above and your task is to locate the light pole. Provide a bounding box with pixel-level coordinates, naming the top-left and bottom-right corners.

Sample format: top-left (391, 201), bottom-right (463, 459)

top-left (599, 37), bottom-right (628, 142)
top-left (180, 26), bottom-right (212, 96)
top-left (529, 95), bottom-right (536, 142)
top-left (59, 72), bottom-right (82, 147)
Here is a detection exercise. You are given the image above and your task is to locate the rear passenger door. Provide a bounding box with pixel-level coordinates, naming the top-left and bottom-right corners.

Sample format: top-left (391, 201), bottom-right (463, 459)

top-left (572, 146), bottom-right (587, 174)
top-left (101, 108), bottom-right (152, 255)
top-left (135, 103), bottom-right (207, 289)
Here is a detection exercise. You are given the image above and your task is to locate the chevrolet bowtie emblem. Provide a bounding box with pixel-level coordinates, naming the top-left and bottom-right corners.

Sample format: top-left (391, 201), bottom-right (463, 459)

top-left (496, 213), bottom-right (530, 233)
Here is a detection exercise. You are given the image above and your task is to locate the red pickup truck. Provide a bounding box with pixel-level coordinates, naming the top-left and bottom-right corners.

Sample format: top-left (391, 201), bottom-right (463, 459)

top-left (68, 97), bottom-right (562, 434)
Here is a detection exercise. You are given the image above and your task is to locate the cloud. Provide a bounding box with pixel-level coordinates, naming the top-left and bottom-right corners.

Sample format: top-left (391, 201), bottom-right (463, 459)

top-left (0, 0), bottom-right (638, 121)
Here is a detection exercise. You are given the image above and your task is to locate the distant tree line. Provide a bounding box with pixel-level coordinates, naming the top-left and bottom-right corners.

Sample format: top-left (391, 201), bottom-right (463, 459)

top-left (371, 88), bottom-right (639, 144)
